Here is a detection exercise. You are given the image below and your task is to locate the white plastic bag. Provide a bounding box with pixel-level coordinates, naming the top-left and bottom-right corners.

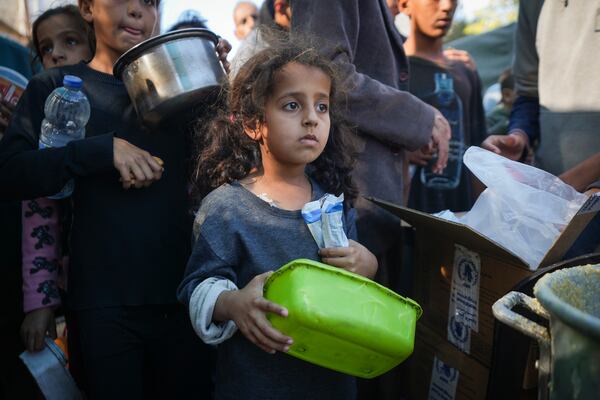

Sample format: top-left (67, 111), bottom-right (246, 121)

top-left (437, 147), bottom-right (587, 270)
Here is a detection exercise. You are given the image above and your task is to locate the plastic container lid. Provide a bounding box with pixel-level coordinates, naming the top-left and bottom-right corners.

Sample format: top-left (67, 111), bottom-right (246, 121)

top-left (263, 259), bottom-right (422, 378)
top-left (0, 66), bottom-right (28, 88)
top-left (63, 75), bottom-right (83, 89)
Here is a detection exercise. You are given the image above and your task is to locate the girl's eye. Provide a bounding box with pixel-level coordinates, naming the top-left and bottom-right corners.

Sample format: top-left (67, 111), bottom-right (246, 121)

top-left (41, 45), bottom-right (53, 55)
top-left (317, 103), bottom-right (329, 113)
top-left (66, 38), bottom-right (78, 46)
top-left (142, 0), bottom-right (156, 6)
top-left (283, 102), bottom-right (299, 111)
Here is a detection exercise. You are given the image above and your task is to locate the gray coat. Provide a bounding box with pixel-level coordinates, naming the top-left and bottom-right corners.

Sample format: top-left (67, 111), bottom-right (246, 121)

top-left (292, 0), bottom-right (435, 254)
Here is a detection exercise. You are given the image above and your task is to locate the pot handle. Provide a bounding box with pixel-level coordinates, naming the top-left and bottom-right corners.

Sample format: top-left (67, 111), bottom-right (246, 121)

top-left (492, 291), bottom-right (550, 344)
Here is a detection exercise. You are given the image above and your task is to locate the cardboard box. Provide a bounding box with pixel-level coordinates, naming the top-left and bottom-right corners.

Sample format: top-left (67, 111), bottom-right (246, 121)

top-left (369, 194), bottom-right (600, 367)
top-left (402, 323), bottom-right (489, 400)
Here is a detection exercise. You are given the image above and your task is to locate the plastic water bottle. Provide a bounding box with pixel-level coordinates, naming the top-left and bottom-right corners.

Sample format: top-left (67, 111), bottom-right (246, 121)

top-left (420, 73), bottom-right (464, 190)
top-left (39, 75), bottom-right (90, 199)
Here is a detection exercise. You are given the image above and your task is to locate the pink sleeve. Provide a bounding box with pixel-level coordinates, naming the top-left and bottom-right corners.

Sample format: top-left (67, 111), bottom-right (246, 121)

top-left (22, 198), bottom-right (62, 313)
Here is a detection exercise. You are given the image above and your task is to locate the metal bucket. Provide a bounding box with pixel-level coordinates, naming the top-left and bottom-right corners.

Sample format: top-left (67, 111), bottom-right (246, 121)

top-left (493, 264), bottom-right (600, 400)
top-left (113, 28), bottom-right (225, 125)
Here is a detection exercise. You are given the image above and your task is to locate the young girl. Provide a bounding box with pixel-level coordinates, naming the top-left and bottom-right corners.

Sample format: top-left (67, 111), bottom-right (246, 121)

top-left (0, 0), bottom-right (229, 397)
top-left (20, 4), bottom-right (94, 355)
top-left (177, 41), bottom-right (378, 400)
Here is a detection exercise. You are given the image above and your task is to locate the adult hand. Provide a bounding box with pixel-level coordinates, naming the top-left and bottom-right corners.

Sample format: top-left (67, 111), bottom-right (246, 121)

top-left (407, 147), bottom-right (434, 166)
top-left (444, 48), bottom-right (477, 71)
top-left (216, 38), bottom-right (232, 74)
top-left (21, 308), bottom-right (57, 352)
top-left (424, 111), bottom-right (451, 174)
top-left (482, 132), bottom-right (528, 161)
top-left (215, 272), bottom-right (292, 354)
top-left (113, 138), bottom-right (164, 189)
top-left (320, 240), bottom-right (378, 279)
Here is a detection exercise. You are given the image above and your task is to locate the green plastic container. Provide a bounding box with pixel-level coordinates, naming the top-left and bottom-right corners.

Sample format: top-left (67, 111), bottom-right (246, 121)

top-left (263, 259), bottom-right (422, 378)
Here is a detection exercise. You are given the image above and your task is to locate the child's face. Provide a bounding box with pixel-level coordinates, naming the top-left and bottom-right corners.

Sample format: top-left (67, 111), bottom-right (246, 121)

top-left (250, 62), bottom-right (331, 168)
top-left (80, 0), bottom-right (157, 59)
top-left (402, 0), bottom-right (457, 39)
top-left (36, 14), bottom-right (92, 69)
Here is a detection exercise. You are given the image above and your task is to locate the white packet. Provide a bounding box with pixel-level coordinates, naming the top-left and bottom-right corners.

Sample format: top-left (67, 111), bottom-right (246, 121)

top-left (302, 199), bottom-right (325, 248)
top-left (321, 193), bottom-right (349, 248)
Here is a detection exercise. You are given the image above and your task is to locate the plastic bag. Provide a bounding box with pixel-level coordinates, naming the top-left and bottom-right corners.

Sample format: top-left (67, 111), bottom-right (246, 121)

top-left (436, 147), bottom-right (587, 270)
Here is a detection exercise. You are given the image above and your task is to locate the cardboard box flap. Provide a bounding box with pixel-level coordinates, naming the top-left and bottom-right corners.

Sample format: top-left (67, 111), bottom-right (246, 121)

top-left (367, 197), bottom-right (527, 266)
top-left (539, 193), bottom-right (600, 266)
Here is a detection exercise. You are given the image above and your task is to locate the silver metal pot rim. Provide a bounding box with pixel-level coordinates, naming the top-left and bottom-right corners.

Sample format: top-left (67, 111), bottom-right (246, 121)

top-left (112, 28), bottom-right (219, 79)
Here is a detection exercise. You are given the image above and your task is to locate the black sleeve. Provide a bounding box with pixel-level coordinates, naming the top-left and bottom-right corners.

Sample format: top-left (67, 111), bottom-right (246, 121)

top-left (0, 75), bottom-right (114, 200)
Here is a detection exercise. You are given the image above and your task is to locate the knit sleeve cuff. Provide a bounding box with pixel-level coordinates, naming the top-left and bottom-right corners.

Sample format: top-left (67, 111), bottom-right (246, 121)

top-left (189, 277), bottom-right (238, 345)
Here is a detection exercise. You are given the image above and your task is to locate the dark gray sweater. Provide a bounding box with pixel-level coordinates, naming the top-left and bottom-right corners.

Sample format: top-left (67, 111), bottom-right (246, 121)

top-left (178, 181), bottom-right (357, 400)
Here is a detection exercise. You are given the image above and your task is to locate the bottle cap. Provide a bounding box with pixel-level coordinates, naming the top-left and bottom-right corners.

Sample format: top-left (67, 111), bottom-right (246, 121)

top-left (63, 75), bottom-right (83, 89)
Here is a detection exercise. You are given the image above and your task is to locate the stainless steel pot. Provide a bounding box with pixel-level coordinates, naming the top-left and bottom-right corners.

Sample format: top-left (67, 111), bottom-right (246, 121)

top-left (493, 264), bottom-right (600, 400)
top-left (113, 28), bottom-right (225, 125)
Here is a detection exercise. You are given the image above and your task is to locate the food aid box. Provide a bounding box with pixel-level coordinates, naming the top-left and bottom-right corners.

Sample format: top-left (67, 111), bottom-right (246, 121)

top-left (368, 194), bottom-right (600, 368)
top-left (400, 323), bottom-right (489, 400)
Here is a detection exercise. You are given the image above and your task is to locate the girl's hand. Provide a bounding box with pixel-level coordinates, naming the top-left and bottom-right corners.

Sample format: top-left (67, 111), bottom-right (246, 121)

top-left (21, 307), bottom-right (57, 352)
top-left (214, 272), bottom-right (293, 354)
top-left (320, 240), bottom-right (378, 279)
top-left (216, 38), bottom-right (232, 74)
top-left (113, 138), bottom-right (164, 189)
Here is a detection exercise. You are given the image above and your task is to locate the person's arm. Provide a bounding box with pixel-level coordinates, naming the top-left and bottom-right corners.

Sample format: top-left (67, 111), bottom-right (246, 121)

top-left (290, 0), bottom-right (434, 151)
top-left (188, 277), bottom-right (239, 345)
top-left (21, 198), bottom-right (62, 313)
top-left (0, 75), bottom-right (165, 199)
top-left (20, 198), bottom-right (62, 352)
top-left (512, 0), bottom-right (543, 100)
top-left (178, 229), bottom-right (291, 354)
top-left (559, 152), bottom-right (600, 192)
top-left (0, 76), bottom-right (114, 200)
top-left (507, 95), bottom-right (540, 145)
top-left (482, 0), bottom-right (543, 159)
top-left (482, 95), bottom-right (540, 161)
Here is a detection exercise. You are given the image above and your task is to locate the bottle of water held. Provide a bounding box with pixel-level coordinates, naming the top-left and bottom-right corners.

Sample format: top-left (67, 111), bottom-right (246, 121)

top-left (420, 72), bottom-right (464, 190)
top-left (39, 75), bottom-right (90, 199)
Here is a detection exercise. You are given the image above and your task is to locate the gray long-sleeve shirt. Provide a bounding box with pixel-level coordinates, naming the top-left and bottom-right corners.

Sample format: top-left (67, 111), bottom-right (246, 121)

top-left (178, 181), bottom-right (357, 400)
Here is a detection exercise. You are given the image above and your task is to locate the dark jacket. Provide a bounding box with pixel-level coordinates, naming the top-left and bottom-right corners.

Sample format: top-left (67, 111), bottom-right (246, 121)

top-left (291, 0), bottom-right (435, 254)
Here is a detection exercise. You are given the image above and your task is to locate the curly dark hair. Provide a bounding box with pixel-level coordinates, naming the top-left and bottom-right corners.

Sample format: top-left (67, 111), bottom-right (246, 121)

top-left (31, 5), bottom-right (95, 73)
top-left (192, 33), bottom-right (358, 203)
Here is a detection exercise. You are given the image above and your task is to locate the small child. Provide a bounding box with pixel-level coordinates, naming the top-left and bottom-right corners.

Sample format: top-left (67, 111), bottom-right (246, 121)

top-left (20, 4), bottom-right (94, 354)
top-left (486, 68), bottom-right (516, 135)
top-left (178, 40), bottom-right (378, 400)
top-left (0, 0), bottom-right (230, 397)
top-left (398, 0), bottom-right (487, 213)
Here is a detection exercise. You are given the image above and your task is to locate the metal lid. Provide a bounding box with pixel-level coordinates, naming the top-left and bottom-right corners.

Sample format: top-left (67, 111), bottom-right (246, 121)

top-left (113, 28), bottom-right (220, 79)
